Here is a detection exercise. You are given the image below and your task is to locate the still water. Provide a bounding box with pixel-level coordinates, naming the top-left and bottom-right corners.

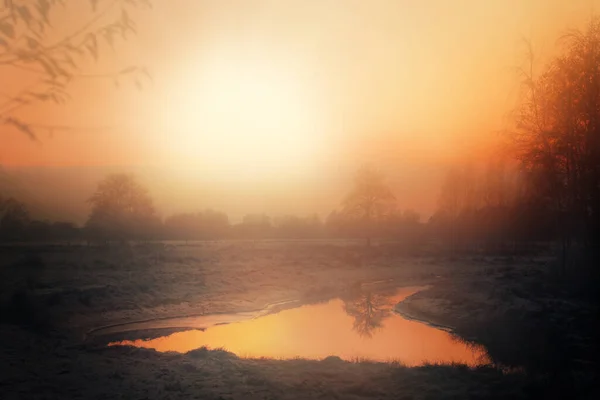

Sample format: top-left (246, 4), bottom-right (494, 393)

top-left (109, 286), bottom-right (490, 366)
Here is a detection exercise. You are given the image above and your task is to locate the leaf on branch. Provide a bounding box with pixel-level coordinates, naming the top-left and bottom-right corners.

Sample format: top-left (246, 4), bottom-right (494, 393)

top-left (32, 92), bottom-right (50, 101)
top-left (120, 9), bottom-right (136, 37)
top-left (38, 57), bottom-right (58, 79)
top-left (42, 78), bottom-right (59, 86)
top-left (0, 21), bottom-right (15, 38)
top-left (103, 29), bottom-right (114, 49)
top-left (36, 0), bottom-right (51, 24)
top-left (17, 5), bottom-right (33, 26)
top-left (85, 33), bottom-right (98, 60)
top-left (119, 66), bottom-right (137, 74)
top-left (140, 67), bottom-right (152, 81)
top-left (46, 56), bottom-right (71, 78)
top-left (10, 95), bottom-right (28, 104)
top-left (56, 90), bottom-right (71, 104)
top-left (26, 36), bottom-right (40, 49)
top-left (3, 117), bottom-right (38, 141)
top-left (63, 52), bottom-right (77, 69)
top-left (66, 42), bottom-right (85, 56)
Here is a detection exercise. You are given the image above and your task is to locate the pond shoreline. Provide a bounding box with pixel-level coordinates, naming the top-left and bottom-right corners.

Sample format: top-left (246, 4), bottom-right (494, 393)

top-left (90, 281), bottom-right (435, 346)
top-left (103, 283), bottom-right (490, 366)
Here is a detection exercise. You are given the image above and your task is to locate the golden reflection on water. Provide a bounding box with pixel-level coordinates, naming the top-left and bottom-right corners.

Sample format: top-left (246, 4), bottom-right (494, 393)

top-left (109, 286), bottom-right (489, 366)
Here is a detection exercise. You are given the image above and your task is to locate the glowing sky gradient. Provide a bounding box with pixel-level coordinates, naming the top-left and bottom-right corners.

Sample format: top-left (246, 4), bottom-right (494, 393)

top-left (2, 0), bottom-right (599, 220)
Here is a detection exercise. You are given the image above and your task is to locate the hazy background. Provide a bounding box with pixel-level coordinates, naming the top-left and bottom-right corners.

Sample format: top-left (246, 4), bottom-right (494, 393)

top-left (3, 0), bottom-right (599, 224)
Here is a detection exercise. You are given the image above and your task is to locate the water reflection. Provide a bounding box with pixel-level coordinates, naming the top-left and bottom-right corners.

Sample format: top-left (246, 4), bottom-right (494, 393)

top-left (342, 286), bottom-right (394, 338)
top-left (109, 286), bottom-right (490, 366)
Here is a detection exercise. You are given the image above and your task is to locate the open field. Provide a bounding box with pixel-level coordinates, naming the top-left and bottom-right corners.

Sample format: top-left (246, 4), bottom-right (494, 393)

top-left (1, 241), bottom-right (598, 399)
top-left (1, 240), bottom-right (445, 333)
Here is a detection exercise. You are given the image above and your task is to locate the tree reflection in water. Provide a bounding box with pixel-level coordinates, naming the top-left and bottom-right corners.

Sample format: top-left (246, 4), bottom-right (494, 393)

top-left (342, 286), bottom-right (396, 338)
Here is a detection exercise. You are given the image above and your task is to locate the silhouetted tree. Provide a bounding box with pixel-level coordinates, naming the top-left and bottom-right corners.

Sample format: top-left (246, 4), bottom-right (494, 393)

top-left (0, 196), bottom-right (30, 240)
top-left (0, 0), bottom-right (151, 139)
top-left (85, 173), bottom-right (160, 242)
top-left (511, 21), bottom-right (600, 267)
top-left (340, 165), bottom-right (396, 247)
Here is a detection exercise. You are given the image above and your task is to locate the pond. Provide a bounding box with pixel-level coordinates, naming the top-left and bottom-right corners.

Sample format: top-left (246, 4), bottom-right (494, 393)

top-left (107, 285), bottom-right (490, 366)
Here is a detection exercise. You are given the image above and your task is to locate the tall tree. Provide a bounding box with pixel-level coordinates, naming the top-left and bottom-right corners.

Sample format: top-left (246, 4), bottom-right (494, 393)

top-left (0, 0), bottom-right (151, 139)
top-left (341, 165), bottom-right (396, 247)
top-left (512, 20), bottom-right (600, 264)
top-left (85, 173), bottom-right (159, 241)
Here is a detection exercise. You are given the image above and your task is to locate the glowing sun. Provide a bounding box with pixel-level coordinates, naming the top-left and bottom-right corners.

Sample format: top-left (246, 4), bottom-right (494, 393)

top-left (159, 54), bottom-right (324, 178)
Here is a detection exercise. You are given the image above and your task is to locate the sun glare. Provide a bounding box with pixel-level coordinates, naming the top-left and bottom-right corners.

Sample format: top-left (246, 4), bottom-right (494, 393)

top-left (159, 55), bottom-right (324, 179)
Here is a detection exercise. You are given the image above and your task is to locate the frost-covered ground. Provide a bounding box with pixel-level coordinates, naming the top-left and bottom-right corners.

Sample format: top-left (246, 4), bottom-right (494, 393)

top-left (1, 241), bottom-right (597, 399)
top-left (1, 241), bottom-right (445, 332)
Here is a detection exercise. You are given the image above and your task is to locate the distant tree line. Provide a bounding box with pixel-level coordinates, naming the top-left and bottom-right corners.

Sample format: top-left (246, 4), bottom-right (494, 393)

top-left (0, 171), bottom-right (421, 245)
top-left (0, 156), bottom-right (576, 254)
top-left (1, 195), bottom-right (79, 243)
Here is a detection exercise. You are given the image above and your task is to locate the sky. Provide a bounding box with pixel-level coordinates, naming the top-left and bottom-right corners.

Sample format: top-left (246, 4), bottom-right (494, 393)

top-left (2, 0), bottom-right (599, 222)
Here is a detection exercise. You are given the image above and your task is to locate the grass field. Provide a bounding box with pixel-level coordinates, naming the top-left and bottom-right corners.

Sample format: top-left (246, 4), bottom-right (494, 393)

top-left (1, 241), bottom-right (598, 399)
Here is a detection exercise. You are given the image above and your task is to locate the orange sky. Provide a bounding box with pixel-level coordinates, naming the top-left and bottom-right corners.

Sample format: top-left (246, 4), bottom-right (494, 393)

top-left (2, 0), bottom-right (599, 220)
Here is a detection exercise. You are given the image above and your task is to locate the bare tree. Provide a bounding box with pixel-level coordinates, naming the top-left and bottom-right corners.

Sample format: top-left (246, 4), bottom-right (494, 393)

top-left (511, 20), bottom-right (600, 269)
top-left (0, 0), bottom-right (152, 139)
top-left (341, 165), bottom-right (396, 247)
